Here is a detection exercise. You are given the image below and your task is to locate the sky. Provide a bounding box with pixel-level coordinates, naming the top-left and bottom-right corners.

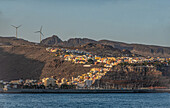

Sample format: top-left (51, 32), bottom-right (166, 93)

top-left (0, 0), bottom-right (170, 46)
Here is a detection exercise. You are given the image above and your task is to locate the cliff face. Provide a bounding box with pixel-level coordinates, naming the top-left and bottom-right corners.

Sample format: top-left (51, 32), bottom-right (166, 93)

top-left (98, 66), bottom-right (170, 88)
top-left (41, 36), bottom-right (170, 57)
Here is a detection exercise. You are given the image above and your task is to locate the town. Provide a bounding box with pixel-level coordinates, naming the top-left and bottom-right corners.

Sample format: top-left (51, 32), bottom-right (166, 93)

top-left (0, 47), bottom-right (170, 92)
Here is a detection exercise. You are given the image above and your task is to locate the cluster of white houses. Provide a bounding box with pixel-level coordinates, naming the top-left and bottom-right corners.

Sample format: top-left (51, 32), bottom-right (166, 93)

top-left (0, 66), bottom-right (112, 91)
top-left (0, 79), bottom-right (41, 91)
top-left (47, 47), bottom-right (170, 67)
top-left (41, 47), bottom-right (170, 89)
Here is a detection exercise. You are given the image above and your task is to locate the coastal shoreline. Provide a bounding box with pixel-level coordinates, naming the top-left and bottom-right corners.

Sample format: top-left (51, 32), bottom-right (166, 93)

top-left (1, 89), bottom-right (170, 94)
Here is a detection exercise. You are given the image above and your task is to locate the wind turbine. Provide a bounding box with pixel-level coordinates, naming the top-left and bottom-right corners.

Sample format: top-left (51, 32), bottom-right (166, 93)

top-left (35, 26), bottom-right (44, 43)
top-left (11, 25), bottom-right (22, 38)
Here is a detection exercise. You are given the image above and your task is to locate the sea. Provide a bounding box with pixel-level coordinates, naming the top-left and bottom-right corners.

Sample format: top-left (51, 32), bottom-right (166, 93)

top-left (0, 93), bottom-right (170, 108)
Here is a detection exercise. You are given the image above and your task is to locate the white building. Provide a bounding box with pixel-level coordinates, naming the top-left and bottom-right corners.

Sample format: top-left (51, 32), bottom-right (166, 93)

top-left (42, 78), bottom-right (56, 87)
top-left (85, 80), bottom-right (93, 88)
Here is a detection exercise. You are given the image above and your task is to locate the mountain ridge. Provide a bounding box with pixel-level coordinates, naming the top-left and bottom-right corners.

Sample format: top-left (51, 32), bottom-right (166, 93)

top-left (40, 35), bottom-right (170, 57)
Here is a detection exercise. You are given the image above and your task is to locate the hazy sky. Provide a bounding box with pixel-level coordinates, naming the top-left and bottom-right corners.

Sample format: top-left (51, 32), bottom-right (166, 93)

top-left (0, 0), bottom-right (170, 46)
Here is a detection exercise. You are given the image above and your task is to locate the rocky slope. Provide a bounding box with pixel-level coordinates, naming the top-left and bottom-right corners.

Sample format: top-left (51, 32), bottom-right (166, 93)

top-left (94, 66), bottom-right (170, 88)
top-left (41, 35), bottom-right (170, 57)
top-left (40, 35), bottom-right (63, 46)
top-left (41, 35), bottom-right (96, 47)
top-left (75, 43), bottom-right (131, 57)
top-left (99, 40), bottom-right (170, 57)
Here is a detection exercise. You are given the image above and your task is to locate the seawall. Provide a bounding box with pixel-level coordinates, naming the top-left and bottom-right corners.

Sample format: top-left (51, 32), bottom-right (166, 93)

top-left (1, 89), bottom-right (170, 94)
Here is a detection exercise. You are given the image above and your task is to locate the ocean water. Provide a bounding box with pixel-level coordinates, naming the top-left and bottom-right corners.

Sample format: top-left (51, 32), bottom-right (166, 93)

top-left (0, 93), bottom-right (170, 108)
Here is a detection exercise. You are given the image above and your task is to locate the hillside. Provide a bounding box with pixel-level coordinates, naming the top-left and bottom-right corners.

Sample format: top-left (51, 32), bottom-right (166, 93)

top-left (0, 36), bottom-right (170, 88)
top-left (41, 35), bottom-right (170, 57)
top-left (0, 37), bottom-right (90, 81)
top-left (75, 43), bottom-right (131, 57)
top-left (99, 40), bottom-right (170, 57)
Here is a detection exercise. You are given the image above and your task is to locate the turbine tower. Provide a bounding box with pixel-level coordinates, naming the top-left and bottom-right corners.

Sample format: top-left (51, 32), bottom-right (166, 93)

top-left (35, 26), bottom-right (44, 43)
top-left (11, 25), bottom-right (22, 38)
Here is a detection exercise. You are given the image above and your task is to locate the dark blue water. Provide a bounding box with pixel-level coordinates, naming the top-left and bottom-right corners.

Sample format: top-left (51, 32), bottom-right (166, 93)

top-left (0, 93), bottom-right (170, 108)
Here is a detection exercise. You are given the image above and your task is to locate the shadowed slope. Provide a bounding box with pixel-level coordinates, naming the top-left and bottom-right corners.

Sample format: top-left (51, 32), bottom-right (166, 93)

top-left (0, 37), bottom-right (91, 81)
top-left (0, 47), bottom-right (45, 81)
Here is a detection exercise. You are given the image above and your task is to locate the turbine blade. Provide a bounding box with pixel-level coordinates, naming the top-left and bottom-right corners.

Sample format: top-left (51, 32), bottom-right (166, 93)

top-left (17, 25), bottom-right (22, 28)
top-left (35, 31), bottom-right (40, 33)
top-left (11, 25), bottom-right (17, 28)
top-left (40, 26), bottom-right (42, 32)
top-left (40, 32), bottom-right (44, 36)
